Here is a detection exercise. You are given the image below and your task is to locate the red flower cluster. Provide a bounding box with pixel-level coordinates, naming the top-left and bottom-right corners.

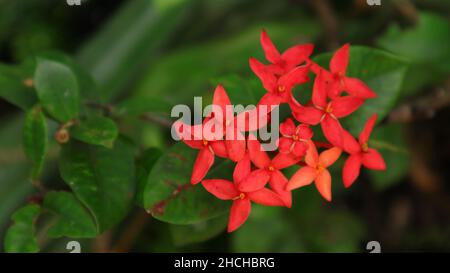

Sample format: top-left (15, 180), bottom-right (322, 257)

top-left (176, 30), bottom-right (386, 232)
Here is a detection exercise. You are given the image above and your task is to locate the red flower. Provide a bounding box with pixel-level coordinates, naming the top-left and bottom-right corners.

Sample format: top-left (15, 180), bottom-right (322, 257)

top-left (175, 118), bottom-right (227, 185)
top-left (202, 154), bottom-right (284, 232)
top-left (247, 135), bottom-right (299, 207)
top-left (311, 43), bottom-right (376, 99)
top-left (286, 142), bottom-right (341, 201)
top-left (342, 114), bottom-right (386, 188)
top-left (250, 57), bottom-right (310, 107)
top-left (291, 70), bottom-right (364, 147)
top-left (259, 29), bottom-right (314, 76)
top-left (278, 118), bottom-right (313, 157)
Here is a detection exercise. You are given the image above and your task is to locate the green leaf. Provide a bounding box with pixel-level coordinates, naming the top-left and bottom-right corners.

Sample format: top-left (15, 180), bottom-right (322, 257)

top-left (143, 142), bottom-right (231, 224)
top-left (135, 148), bottom-right (163, 207)
top-left (377, 13), bottom-right (450, 96)
top-left (370, 123), bottom-right (409, 191)
top-left (43, 191), bottom-right (97, 238)
top-left (70, 115), bottom-right (118, 148)
top-left (4, 204), bottom-right (41, 253)
top-left (115, 96), bottom-right (173, 117)
top-left (314, 46), bottom-right (408, 134)
top-left (210, 74), bottom-right (266, 106)
top-left (34, 59), bottom-right (80, 123)
top-left (59, 138), bottom-right (136, 232)
top-left (0, 63), bottom-right (37, 110)
top-left (170, 216), bottom-right (227, 247)
top-left (23, 105), bottom-right (48, 179)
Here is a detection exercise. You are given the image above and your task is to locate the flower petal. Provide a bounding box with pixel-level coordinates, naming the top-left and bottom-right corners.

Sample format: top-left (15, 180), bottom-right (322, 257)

top-left (341, 128), bottom-right (361, 154)
top-left (330, 43), bottom-right (349, 75)
top-left (359, 114), bottom-right (378, 145)
top-left (280, 118), bottom-right (296, 136)
top-left (305, 140), bottom-right (319, 167)
top-left (247, 135), bottom-right (271, 168)
top-left (286, 166), bottom-right (317, 191)
top-left (319, 146), bottom-right (342, 168)
top-left (362, 148), bottom-right (386, 170)
top-left (225, 127), bottom-right (246, 162)
top-left (260, 30), bottom-right (281, 63)
top-left (269, 170), bottom-right (292, 207)
top-left (292, 141), bottom-right (309, 157)
top-left (297, 124), bottom-right (314, 139)
top-left (257, 93), bottom-right (285, 108)
top-left (321, 115), bottom-right (344, 148)
top-left (212, 84), bottom-right (231, 122)
top-left (291, 105), bottom-right (323, 125)
top-left (191, 148), bottom-right (215, 184)
top-left (182, 139), bottom-right (203, 149)
top-left (248, 188), bottom-right (285, 206)
top-left (210, 141), bottom-right (228, 158)
top-left (343, 154), bottom-right (362, 188)
top-left (228, 198), bottom-right (251, 233)
top-left (238, 169), bottom-right (270, 192)
top-left (278, 66), bottom-right (310, 90)
top-left (312, 71), bottom-right (329, 108)
top-left (272, 152), bottom-right (299, 170)
top-left (315, 169), bottom-right (332, 201)
top-left (278, 137), bottom-right (294, 154)
top-left (233, 153), bottom-right (251, 184)
top-left (344, 77), bottom-right (377, 99)
top-left (331, 96), bottom-right (364, 118)
top-left (249, 57), bottom-right (277, 92)
top-left (281, 44), bottom-right (314, 69)
top-left (202, 179), bottom-right (239, 200)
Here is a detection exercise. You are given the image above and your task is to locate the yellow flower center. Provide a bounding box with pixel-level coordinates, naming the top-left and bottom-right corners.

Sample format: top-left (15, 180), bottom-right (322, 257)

top-left (361, 142), bottom-right (369, 152)
top-left (202, 140), bottom-right (209, 146)
top-left (292, 135), bottom-right (299, 141)
top-left (277, 85), bottom-right (286, 93)
top-left (268, 166), bottom-right (275, 172)
top-left (325, 103), bottom-right (333, 113)
top-left (316, 164), bottom-right (325, 173)
top-left (233, 193), bottom-right (246, 200)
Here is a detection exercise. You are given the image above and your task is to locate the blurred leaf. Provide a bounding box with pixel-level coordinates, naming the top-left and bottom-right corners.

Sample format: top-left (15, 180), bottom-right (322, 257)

top-left (170, 215), bottom-right (227, 247)
top-left (134, 20), bottom-right (319, 105)
top-left (314, 46), bottom-right (408, 134)
top-left (232, 206), bottom-right (304, 252)
top-left (143, 142), bottom-right (230, 224)
top-left (76, 0), bottom-right (191, 101)
top-left (43, 191), bottom-right (97, 238)
top-left (59, 138), bottom-right (135, 232)
top-left (210, 74), bottom-right (265, 106)
top-left (34, 59), bottom-right (80, 123)
top-left (0, 63), bottom-right (37, 110)
top-left (377, 13), bottom-right (450, 72)
top-left (135, 148), bottom-right (163, 206)
top-left (70, 115), bottom-right (118, 148)
top-left (4, 204), bottom-right (40, 253)
top-left (370, 123), bottom-right (409, 191)
top-left (23, 105), bottom-right (48, 179)
top-left (116, 96), bottom-right (173, 117)
top-left (377, 13), bottom-right (450, 96)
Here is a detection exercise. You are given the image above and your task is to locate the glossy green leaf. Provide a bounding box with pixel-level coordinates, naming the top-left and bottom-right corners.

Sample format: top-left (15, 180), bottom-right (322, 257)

top-left (143, 142), bottom-right (231, 224)
top-left (4, 204), bottom-right (40, 253)
top-left (314, 46), bottom-right (408, 134)
top-left (43, 191), bottom-right (97, 238)
top-left (135, 148), bottom-right (163, 207)
top-left (170, 215), bottom-right (227, 247)
top-left (370, 123), bottom-right (410, 191)
top-left (34, 59), bottom-right (80, 123)
top-left (70, 116), bottom-right (118, 148)
top-left (0, 64), bottom-right (37, 110)
top-left (23, 105), bottom-right (48, 179)
top-left (59, 138), bottom-right (135, 232)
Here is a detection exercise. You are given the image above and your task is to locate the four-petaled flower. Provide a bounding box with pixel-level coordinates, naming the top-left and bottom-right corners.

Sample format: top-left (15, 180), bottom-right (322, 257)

top-left (311, 43), bottom-right (377, 99)
top-left (286, 142), bottom-right (342, 201)
top-left (342, 114), bottom-right (386, 187)
top-left (278, 118), bottom-right (313, 157)
top-left (291, 71), bottom-right (364, 147)
top-left (247, 135), bottom-right (299, 207)
top-left (202, 154), bottom-right (285, 232)
top-left (259, 29), bottom-right (314, 76)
